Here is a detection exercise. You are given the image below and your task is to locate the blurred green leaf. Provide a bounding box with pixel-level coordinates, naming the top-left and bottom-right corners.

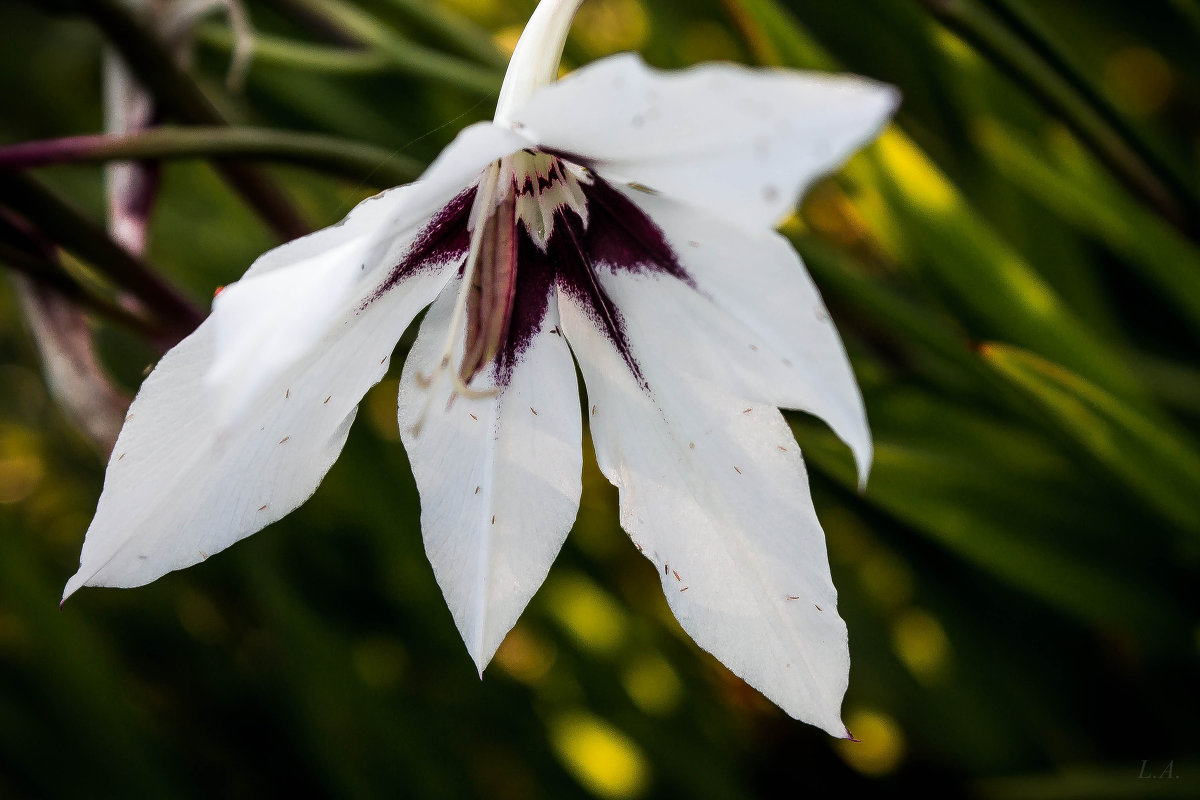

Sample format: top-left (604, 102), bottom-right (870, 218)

top-left (982, 342), bottom-right (1200, 540)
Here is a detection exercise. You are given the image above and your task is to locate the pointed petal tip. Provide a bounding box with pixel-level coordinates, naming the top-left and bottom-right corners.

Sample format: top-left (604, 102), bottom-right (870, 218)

top-left (852, 436), bottom-right (873, 493)
top-left (61, 570), bottom-right (87, 606)
top-left (856, 461), bottom-right (872, 494)
top-left (842, 727), bottom-right (861, 743)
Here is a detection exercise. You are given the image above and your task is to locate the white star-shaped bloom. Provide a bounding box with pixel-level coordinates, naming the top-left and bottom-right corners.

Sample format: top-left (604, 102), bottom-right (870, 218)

top-left (65, 0), bottom-right (898, 735)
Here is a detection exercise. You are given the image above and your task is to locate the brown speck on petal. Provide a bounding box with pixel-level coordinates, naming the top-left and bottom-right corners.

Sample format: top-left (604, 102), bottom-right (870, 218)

top-left (672, 569), bottom-right (681, 581)
top-left (591, 405), bottom-right (597, 416)
top-left (491, 515), bottom-right (496, 525)
top-left (680, 586), bottom-right (689, 592)
top-left (778, 445), bottom-right (788, 451)
top-left (279, 436), bottom-right (290, 444)
top-left (787, 595), bottom-right (800, 601)
top-left (689, 442), bottom-right (695, 449)
top-left (815, 605), bottom-right (822, 611)
top-left (530, 407), bottom-right (538, 415)
top-left (474, 486), bottom-right (480, 495)
top-left (734, 466), bottom-right (742, 474)
top-left (324, 396), bottom-right (331, 404)
top-left (743, 408), bottom-right (752, 414)
top-left (198, 550), bottom-right (209, 560)
top-left (258, 504), bottom-right (268, 511)
top-left (117, 452), bottom-right (126, 461)
top-left (285, 388), bottom-right (290, 399)
top-left (470, 413), bottom-right (478, 421)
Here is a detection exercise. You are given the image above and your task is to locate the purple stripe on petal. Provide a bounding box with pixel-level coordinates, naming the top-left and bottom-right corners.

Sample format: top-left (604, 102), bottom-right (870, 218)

top-left (555, 208), bottom-right (647, 388)
top-left (366, 185), bottom-right (476, 305)
top-left (492, 223), bottom-right (556, 385)
top-left (580, 176), bottom-right (693, 287)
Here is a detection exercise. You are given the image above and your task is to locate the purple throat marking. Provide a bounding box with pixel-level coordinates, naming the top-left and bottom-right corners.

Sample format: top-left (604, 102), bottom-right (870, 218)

top-left (372, 159), bottom-right (691, 389)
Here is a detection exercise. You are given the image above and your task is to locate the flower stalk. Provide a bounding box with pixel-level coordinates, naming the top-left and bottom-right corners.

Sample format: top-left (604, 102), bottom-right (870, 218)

top-left (0, 172), bottom-right (204, 338)
top-left (264, 0), bottom-right (503, 95)
top-left (0, 127), bottom-right (423, 188)
top-left (82, 0), bottom-right (310, 241)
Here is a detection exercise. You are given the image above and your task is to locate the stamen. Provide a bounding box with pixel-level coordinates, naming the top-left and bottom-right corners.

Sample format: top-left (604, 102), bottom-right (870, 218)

top-left (410, 161), bottom-right (507, 436)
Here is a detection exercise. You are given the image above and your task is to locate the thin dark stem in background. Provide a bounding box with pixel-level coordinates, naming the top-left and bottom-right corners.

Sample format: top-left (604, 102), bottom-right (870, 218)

top-left (0, 127), bottom-right (423, 189)
top-left (81, 0), bottom-right (311, 241)
top-left (0, 173), bottom-right (204, 338)
top-left (0, 217), bottom-right (163, 340)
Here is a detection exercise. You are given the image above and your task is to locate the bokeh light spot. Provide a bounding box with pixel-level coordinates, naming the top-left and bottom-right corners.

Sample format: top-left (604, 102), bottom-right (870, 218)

top-left (1105, 46), bottom-right (1172, 117)
top-left (835, 709), bottom-right (906, 777)
top-left (0, 425), bottom-right (43, 504)
top-left (550, 711), bottom-right (650, 799)
top-left (544, 572), bottom-right (626, 655)
top-left (891, 608), bottom-right (951, 683)
top-left (621, 653), bottom-right (682, 715)
top-left (858, 550), bottom-right (914, 611)
top-left (574, 0), bottom-right (649, 56)
top-left (494, 624), bottom-right (557, 684)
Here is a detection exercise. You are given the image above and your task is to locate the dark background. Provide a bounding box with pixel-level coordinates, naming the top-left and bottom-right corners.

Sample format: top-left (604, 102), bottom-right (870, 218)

top-left (0, 0), bottom-right (1197, 797)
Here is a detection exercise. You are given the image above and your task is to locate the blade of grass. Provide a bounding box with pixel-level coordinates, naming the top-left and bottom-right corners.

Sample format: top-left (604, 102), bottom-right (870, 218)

top-left (976, 120), bottom-right (1200, 339)
top-left (918, 0), bottom-right (1199, 242)
top-left (981, 342), bottom-right (1200, 540)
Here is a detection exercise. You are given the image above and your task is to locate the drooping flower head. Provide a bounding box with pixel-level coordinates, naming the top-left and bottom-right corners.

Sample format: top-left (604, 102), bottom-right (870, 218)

top-left (66, 0), bottom-right (898, 735)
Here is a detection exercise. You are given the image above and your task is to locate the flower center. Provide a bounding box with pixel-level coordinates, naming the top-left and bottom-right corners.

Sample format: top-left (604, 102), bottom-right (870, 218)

top-left (458, 150), bottom-right (589, 386)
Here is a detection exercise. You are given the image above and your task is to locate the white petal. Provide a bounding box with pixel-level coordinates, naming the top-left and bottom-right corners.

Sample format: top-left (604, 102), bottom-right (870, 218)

top-left (102, 50), bottom-right (156, 254)
top-left (59, 123), bottom-right (531, 601)
top-left (513, 53), bottom-right (898, 230)
top-left (608, 186), bottom-right (871, 485)
top-left (559, 289), bottom-right (850, 736)
top-left (398, 282), bottom-right (582, 670)
top-left (207, 121), bottom-right (529, 423)
top-left (62, 254), bottom-right (445, 600)
top-left (398, 284), bottom-right (581, 669)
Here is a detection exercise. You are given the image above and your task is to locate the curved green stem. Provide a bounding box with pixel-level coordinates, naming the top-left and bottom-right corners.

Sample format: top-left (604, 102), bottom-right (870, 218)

top-left (273, 0), bottom-right (503, 96)
top-left (198, 25), bottom-right (393, 75)
top-left (376, 0), bottom-right (507, 68)
top-left (0, 127), bottom-right (423, 188)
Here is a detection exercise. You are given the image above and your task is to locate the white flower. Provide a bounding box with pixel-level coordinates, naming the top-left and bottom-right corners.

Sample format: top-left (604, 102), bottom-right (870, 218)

top-left (65, 0), bottom-right (897, 735)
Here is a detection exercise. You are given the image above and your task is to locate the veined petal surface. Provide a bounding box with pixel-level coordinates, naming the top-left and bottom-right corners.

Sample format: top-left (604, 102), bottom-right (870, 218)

top-left (63, 262), bottom-right (443, 599)
top-left (599, 184), bottom-right (871, 484)
top-left (398, 279), bottom-right (582, 671)
top-left (63, 124), bottom-right (530, 601)
top-left (559, 287), bottom-right (851, 737)
top-left (512, 53), bottom-right (898, 230)
top-left (207, 122), bottom-right (529, 423)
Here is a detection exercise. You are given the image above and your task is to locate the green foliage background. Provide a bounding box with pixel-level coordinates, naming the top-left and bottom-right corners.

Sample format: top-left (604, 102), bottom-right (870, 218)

top-left (0, 0), bottom-right (1197, 796)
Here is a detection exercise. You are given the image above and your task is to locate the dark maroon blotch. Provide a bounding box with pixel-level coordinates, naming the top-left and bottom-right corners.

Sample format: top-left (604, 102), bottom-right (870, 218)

top-left (366, 185), bottom-right (476, 305)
